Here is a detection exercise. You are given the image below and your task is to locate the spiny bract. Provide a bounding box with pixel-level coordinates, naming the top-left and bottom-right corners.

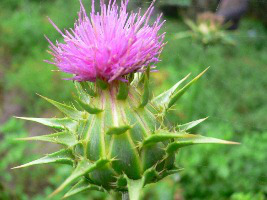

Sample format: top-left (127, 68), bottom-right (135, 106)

top-left (14, 1), bottom-right (238, 200)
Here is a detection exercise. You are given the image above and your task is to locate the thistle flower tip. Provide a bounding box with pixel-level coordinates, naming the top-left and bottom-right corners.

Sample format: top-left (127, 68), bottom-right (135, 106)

top-left (46, 0), bottom-right (164, 83)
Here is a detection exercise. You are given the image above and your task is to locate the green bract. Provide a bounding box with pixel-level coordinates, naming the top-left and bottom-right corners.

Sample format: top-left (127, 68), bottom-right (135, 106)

top-left (14, 69), bottom-right (238, 199)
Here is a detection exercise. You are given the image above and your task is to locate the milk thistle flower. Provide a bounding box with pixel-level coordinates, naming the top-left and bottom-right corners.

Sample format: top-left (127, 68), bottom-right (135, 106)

top-left (46, 0), bottom-right (165, 82)
top-left (15, 1), bottom-right (238, 199)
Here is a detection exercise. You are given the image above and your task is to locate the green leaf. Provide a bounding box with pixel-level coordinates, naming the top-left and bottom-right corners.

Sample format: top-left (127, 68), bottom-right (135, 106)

top-left (152, 73), bottom-right (190, 108)
top-left (166, 133), bottom-right (239, 154)
top-left (16, 131), bottom-right (78, 146)
top-left (12, 149), bottom-right (74, 169)
top-left (168, 67), bottom-right (209, 109)
top-left (38, 94), bottom-right (84, 120)
top-left (142, 130), bottom-right (187, 147)
top-left (76, 97), bottom-right (103, 114)
top-left (63, 178), bottom-right (104, 199)
top-left (96, 79), bottom-right (108, 90)
top-left (117, 82), bottom-right (129, 100)
top-left (49, 158), bottom-right (110, 197)
top-left (79, 82), bottom-right (96, 97)
top-left (106, 125), bottom-right (131, 135)
top-left (139, 74), bottom-right (150, 108)
top-left (177, 117), bottom-right (208, 131)
top-left (15, 117), bottom-right (78, 132)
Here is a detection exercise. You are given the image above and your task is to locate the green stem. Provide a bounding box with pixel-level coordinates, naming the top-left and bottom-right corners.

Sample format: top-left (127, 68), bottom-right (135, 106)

top-left (122, 192), bottom-right (130, 200)
top-left (126, 178), bottom-right (144, 200)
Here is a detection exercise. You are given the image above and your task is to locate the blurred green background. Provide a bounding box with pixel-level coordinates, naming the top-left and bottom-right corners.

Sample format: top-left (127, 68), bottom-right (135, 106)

top-left (0, 0), bottom-right (266, 199)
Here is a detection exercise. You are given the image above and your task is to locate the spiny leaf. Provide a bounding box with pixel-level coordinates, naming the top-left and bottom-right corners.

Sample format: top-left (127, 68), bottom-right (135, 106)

top-left (168, 67), bottom-right (209, 109)
top-left (143, 167), bottom-right (159, 185)
top-left (12, 149), bottom-right (74, 169)
top-left (106, 125), bottom-right (131, 135)
top-left (166, 133), bottom-right (239, 154)
top-left (15, 117), bottom-right (78, 132)
top-left (177, 117), bottom-right (208, 131)
top-left (139, 73), bottom-right (150, 108)
top-left (63, 178), bottom-right (104, 199)
top-left (117, 81), bottom-right (129, 100)
top-left (76, 97), bottom-right (103, 114)
top-left (38, 94), bottom-right (84, 120)
top-left (49, 158), bottom-right (110, 198)
top-left (16, 131), bottom-right (78, 146)
top-left (152, 73), bottom-right (190, 108)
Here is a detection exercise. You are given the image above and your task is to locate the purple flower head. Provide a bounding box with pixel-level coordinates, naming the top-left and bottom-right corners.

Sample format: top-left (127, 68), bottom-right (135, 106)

top-left (46, 0), bottom-right (165, 82)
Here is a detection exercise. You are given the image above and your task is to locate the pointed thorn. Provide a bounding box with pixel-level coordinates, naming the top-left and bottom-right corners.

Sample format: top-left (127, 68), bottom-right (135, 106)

top-left (177, 117), bottom-right (209, 131)
top-left (12, 149), bottom-right (74, 170)
top-left (222, 141), bottom-right (240, 145)
top-left (11, 165), bottom-right (24, 170)
top-left (36, 94), bottom-right (83, 119)
top-left (14, 137), bottom-right (32, 141)
top-left (14, 116), bottom-right (22, 119)
top-left (167, 67), bottom-right (210, 109)
top-left (152, 72), bottom-right (191, 108)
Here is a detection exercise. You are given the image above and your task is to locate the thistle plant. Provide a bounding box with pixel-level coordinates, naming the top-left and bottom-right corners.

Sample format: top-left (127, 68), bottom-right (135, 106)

top-left (175, 14), bottom-right (235, 47)
top-left (14, 1), bottom-right (238, 199)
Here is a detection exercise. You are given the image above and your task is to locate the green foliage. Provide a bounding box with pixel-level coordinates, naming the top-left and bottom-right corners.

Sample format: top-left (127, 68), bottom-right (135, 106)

top-left (230, 192), bottom-right (266, 200)
top-left (0, 118), bottom-right (52, 200)
top-left (0, 118), bottom-right (29, 199)
top-left (159, 0), bottom-right (192, 7)
top-left (178, 124), bottom-right (267, 199)
top-left (249, 0), bottom-right (267, 26)
top-left (1, 0), bottom-right (81, 114)
top-left (5, 50), bottom-right (74, 113)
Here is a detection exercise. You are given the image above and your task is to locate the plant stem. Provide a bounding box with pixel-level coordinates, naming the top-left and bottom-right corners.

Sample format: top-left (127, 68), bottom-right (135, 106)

top-left (122, 192), bottom-right (130, 200)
